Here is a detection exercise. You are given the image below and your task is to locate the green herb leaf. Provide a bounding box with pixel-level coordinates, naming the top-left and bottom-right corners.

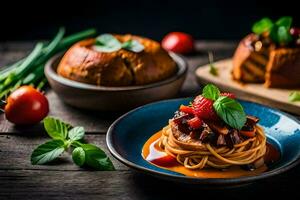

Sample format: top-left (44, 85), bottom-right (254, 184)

top-left (213, 96), bottom-right (246, 130)
top-left (72, 147), bottom-right (85, 167)
top-left (43, 117), bottom-right (71, 140)
top-left (277, 26), bottom-right (293, 45)
top-left (209, 64), bottom-right (218, 76)
top-left (81, 144), bottom-right (115, 171)
top-left (202, 84), bottom-right (220, 101)
top-left (276, 16), bottom-right (293, 29)
top-left (121, 39), bottom-right (144, 53)
top-left (289, 91), bottom-right (300, 102)
top-left (252, 17), bottom-right (273, 35)
top-left (31, 140), bottom-right (65, 165)
top-left (94, 34), bottom-right (122, 52)
top-left (68, 126), bottom-right (85, 141)
top-left (208, 52), bottom-right (218, 76)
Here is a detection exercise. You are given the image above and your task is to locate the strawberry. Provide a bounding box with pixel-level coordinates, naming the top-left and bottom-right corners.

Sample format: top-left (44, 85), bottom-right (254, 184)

top-left (220, 92), bottom-right (236, 99)
top-left (187, 116), bottom-right (203, 129)
top-left (192, 96), bottom-right (218, 120)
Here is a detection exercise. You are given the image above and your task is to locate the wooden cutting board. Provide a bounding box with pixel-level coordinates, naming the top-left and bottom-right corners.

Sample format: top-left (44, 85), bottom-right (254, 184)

top-left (195, 59), bottom-right (300, 115)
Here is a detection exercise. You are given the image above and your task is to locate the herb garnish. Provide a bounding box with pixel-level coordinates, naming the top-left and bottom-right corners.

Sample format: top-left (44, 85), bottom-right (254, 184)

top-left (202, 84), bottom-right (247, 130)
top-left (289, 91), bottom-right (300, 102)
top-left (202, 83), bottom-right (220, 101)
top-left (252, 16), bottom-right (293, 45)
top-left (94, 34), bottom-right (144, 53)
top-left (31, 116), bottom-right (115, 171)
top-left (208, 52), bottom-right (218, 76)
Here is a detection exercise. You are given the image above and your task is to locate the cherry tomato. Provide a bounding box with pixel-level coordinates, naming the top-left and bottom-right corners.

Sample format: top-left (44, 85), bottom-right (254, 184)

top-left (162, 32), bottom-right (195, 54)
top-left (290, 27), bottom-right (300, 37)
top-left (4, 86), bottom-right (49, 125)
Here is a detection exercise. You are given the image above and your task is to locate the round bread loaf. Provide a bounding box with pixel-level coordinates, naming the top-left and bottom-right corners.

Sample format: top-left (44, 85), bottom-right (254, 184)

top-left (57, 34), bottom-right (177, 86)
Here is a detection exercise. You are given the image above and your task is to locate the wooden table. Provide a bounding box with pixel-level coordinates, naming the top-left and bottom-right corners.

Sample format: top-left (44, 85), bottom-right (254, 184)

top-left (1, 41), bottom-right (299, 199)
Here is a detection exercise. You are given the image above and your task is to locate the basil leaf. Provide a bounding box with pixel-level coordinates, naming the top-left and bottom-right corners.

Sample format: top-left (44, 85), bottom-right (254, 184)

top-left (31, 140), bottom-right (65, 165)
top-left (94, 34), bottom-right (122, 52)
top-left (209, 64), bottom-right (218, 76)
top-left (213, 96), bottom-right (246, 130)
top-left (121, 39), bottom-right (144, 53)
top-left (289, 91), bottom-right (300, 102)
top-left (68, 126), bottom-right (85, 141)
top-left (269, 26), bottom-right (279, 43)
top-left (252, 17), bottom-right (273, 35)
top-left (277, 26), bottom-right (293, 45)
top-left (208, 51), bottom-right (218, 76)
top-left (81, 144), bottom-right (115, 171)
top-left (276, 16), bottom-right (293, 29)
top-left (43, 117), bottom-right (71, 140)
top-left (72, 147), bottom-right (85, 167)
top-left (202, 84), bottom-right (220, 101)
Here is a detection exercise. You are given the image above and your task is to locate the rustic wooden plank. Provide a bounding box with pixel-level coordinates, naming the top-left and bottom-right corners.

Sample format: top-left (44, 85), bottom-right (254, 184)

top-left (0, 167), bottom-right (299, 200)
top-left (0, 134), bottom-right (126, 170)
top-left (0, 41), bottom-right (237, 134)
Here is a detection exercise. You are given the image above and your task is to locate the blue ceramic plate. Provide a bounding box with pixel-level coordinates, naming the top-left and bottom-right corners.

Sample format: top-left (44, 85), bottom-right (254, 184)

top-left (106, 98), bottom-right (300, 185)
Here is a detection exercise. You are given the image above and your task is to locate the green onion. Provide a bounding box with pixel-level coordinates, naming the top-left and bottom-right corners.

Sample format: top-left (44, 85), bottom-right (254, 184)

top-left (0, 27), bottom-right (97, 99)
top-left (0, 43), bottom-right (44, 91)
top-left (57, 28), bottom-right (96, 50)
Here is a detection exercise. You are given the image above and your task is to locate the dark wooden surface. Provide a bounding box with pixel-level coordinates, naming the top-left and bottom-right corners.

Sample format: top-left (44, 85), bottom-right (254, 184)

top-left (1, 41), bottom-right (299, 200)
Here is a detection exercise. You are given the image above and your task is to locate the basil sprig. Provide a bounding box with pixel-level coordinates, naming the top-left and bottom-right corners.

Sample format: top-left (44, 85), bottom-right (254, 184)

top-left (202, 84), bottom-right (247, 130)
top-left (252, 16), bottom-right (293, 45)
top-left (289, 91), bottom-right (300, 102)
top-left (94, 34), bottom-right (122, 52)
top-left (31, 117), bottom-right (115, 171)
top-left (252, 17), bottom-right (274, 35)
top-left (202, 84), bottom-right (220, 101)
top-left (208, 52), bottom-right (218, 76)
top-left (94, 34), bottom-right (144, 53)
top-left (213, 96), bottom-right (247, 130)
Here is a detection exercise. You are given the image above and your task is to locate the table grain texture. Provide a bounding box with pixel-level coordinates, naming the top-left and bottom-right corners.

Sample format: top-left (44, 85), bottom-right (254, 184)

top-left (0, 41), bottom-right (299, 200)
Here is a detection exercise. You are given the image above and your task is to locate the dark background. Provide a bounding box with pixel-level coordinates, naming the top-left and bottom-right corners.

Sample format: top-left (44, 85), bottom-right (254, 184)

top-left (1, 0), bottom-right (299, 41)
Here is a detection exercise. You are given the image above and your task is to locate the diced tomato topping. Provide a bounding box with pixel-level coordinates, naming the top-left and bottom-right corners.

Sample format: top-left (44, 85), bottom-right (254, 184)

top-left (187, 116), bottom-right (203, 129)
top-left (240, 129), bottom-right (256, 138)
top-left (179, 105), bottom-right (194, 114)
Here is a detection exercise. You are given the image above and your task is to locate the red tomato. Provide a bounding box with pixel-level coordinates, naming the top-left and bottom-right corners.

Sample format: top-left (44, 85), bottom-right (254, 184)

top-left (290, 27), bottom-right (300, 37)
top-left (187, 116), bottom-right (203, 129)
top-left (240, 128), bottom-right (256, 138)
top-left (4, 86), bottom-right (49, 125)
top-left (179, 105), bottom-right (194, 114)
top-left (162, 32), bottom-right (194, 54)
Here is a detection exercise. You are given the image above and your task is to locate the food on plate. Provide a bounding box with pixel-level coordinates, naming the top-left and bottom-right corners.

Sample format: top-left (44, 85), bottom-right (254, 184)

top-left (142, 84), bottom-right (280, 178)
top-left (0, 28), bottom-right (96, 100)
top-left (232, 17), bottom-right (300, 88)
top-left (162, 32), bottom-right (195, 54)
top-left (57, 34), bottom-right (177, 86)
top-left (4, 86), bottom-right (49, 125)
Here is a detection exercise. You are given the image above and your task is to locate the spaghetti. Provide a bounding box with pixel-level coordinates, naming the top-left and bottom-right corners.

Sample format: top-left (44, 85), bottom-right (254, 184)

top-left (158, 124), bottom-right (266, 170)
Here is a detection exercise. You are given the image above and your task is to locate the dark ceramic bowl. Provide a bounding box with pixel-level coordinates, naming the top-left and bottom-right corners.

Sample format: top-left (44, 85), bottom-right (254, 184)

top-left (45, 52), bottom-right (187, 111)
top-left (106, 98), bottom-right (300, 186)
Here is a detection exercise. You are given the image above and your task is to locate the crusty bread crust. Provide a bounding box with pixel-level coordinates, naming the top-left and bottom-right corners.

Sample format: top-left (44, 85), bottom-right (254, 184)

top-left (57, 35), bottom-right (177, 86)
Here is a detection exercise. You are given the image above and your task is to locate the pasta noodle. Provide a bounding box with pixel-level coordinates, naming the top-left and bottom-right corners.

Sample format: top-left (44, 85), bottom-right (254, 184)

top-left (158, 124), bottom-right (266, 170)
